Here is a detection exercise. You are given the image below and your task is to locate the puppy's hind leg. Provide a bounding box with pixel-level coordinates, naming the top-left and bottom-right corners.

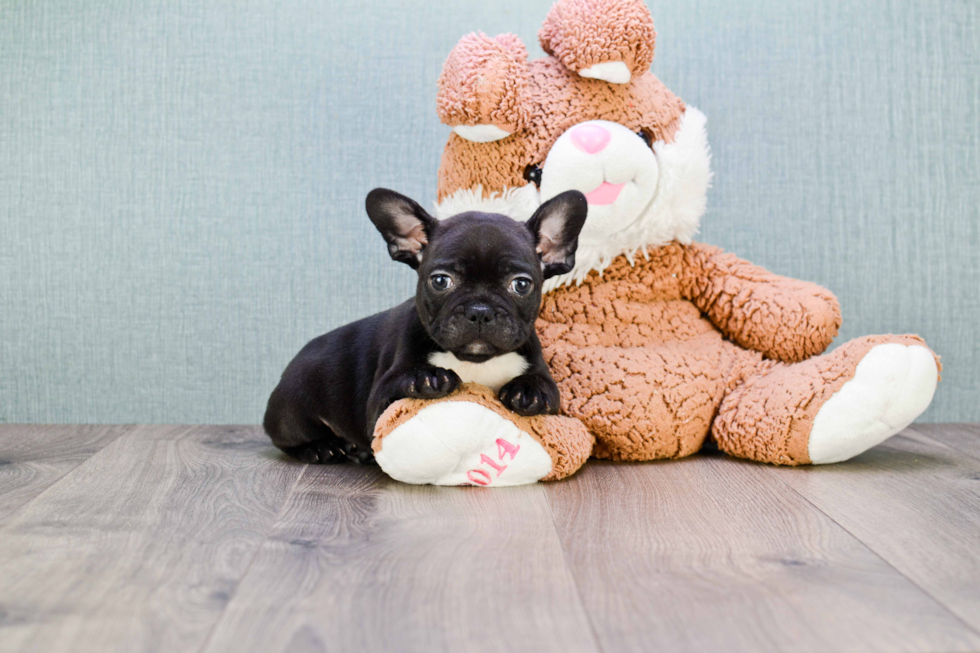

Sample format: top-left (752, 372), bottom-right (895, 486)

top-left (263, 390), bottom-right (373, 465)
top-left (278, 428), bottom-right (349, 465)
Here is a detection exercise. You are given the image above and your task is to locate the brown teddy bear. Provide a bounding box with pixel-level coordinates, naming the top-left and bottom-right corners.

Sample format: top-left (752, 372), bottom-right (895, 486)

top-left (372, 0), bottom-right (940, 486)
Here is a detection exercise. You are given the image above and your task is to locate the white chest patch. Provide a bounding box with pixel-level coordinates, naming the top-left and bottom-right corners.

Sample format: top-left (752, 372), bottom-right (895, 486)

top-left (428, 351), bottom-right (529, 393)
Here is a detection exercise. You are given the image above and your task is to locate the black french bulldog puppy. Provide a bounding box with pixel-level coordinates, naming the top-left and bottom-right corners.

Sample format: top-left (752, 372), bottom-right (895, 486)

top-left (263, 188), bottom-right (588, 464)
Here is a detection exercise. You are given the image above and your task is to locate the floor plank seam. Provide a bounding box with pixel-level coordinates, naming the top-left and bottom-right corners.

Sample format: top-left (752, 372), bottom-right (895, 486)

top-left (540, 485), bottom-right (606, 653)
top-left (905, 426), bottom-right (980, 464)
top-left (0, 424), bottom-right (136, 533)
top-left (762, 464), bottom-right (980, 641)
top-left (194, 461), bottom-right (309, 653)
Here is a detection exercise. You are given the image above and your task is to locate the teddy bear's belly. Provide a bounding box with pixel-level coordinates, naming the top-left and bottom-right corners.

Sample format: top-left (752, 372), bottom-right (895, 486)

top-left (540, 301), bottom-right (751, 461)
top-left (538, 298), bottom-right (719, 349)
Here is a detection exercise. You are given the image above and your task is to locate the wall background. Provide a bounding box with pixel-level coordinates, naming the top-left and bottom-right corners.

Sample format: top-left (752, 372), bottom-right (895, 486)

top-left (1, 0), bottom-right (977, 423)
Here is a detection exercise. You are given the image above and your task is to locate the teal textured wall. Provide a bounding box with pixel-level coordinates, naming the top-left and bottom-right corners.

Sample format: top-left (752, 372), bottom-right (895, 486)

top-left (1, 0), bottom-right (977, 423)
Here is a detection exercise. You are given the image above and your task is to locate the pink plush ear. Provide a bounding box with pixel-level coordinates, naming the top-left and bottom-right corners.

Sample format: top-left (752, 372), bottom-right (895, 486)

top-left (436, 32), bottom-right (531, 142)
top-left (538, 0), bottom-right (656, 84)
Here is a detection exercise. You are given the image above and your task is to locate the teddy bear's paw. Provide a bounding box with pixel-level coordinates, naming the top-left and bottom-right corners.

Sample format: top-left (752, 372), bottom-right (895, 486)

top-left (808, 343), bottom-right (938, 464)
top-left (375, 400), bottom-right (554, 487)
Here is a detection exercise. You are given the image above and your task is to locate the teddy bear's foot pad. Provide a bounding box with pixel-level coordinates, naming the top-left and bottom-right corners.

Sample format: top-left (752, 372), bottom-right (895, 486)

top-left (808, 343), bottom-right (938, 464)
top-left (375, 401), bottom-right (554, 486)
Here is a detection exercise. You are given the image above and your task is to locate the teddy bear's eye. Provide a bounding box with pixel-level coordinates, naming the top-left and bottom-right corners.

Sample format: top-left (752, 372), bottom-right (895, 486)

top-left (637, 129), bottom-right (653, 148)
top-left (523, 164), bottom-right (543, 188)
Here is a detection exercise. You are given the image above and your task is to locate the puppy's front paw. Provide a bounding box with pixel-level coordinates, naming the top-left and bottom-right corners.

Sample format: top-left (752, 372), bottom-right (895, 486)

top-left (499, 375), bottom-right (559, 416)
top-left (401, 366), bottom-right (461, 399)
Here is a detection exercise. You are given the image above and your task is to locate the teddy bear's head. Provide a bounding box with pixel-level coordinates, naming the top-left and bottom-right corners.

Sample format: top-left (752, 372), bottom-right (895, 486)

top-left (434, 0), bottom-right (711, 287)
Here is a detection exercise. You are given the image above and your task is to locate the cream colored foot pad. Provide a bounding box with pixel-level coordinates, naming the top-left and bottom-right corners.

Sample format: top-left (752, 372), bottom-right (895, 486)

top-left (375, 401), bottom-right (553, 486)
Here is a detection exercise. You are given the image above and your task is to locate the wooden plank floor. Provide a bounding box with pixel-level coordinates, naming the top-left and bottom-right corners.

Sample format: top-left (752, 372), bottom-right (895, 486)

top-left (0, 425), bottom-right (978, 653)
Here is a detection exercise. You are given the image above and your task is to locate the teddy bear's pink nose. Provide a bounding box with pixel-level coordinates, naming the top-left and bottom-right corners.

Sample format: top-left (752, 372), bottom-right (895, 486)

top-left (570, 124), bottom-right (610, 154)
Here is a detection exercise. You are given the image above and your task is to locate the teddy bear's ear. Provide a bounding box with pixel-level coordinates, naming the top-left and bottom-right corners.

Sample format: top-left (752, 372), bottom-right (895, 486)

top-left (539, 0), bottom-right (656, 85)
top-left (436, 32), bottom-right (530, 143)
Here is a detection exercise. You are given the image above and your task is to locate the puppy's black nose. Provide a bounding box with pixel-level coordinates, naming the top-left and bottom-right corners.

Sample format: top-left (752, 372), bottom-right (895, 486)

top-left (465, 304), bottom-right (495, 325)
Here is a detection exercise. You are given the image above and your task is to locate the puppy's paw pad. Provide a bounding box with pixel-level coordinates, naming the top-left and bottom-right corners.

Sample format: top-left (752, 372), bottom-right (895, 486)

top-left (286, 441), bottom-right (347, 465)
top-left (375, 401), bottom-right (552, 486)
top-left (499, 378), bottom-right (556, 416)
top-left (809, 344), bottom-right (938, 464)
top-left (403, 367), bottom-right (461, 399)
top-left (342, 441), bottom-right (375, 465)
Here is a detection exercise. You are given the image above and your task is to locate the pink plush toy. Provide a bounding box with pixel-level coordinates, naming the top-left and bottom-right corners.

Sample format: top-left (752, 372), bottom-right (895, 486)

top-left (372, 0), bottom-right (940, 486)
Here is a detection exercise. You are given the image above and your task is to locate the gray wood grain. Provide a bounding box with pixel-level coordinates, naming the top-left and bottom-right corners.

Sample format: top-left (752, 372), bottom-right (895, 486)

top-left (768, 432), bottom-right (980, 635)
top-left (3, 425), bottom-right (980, 653)
top-left (201, 464), bottom-right (599, 653)
top-left (544, 457), bottom-right (980, 653)
top-left (905, 423), bottom-right (980, 461)
top-left (0, 424), bottom-right (131, 526)
top-left (0, 425), bottom-right (304, 653)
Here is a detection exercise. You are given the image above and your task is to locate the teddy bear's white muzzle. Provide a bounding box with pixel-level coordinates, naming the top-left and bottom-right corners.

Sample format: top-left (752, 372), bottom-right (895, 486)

top-left (540, 119), bottom-right (660, 246)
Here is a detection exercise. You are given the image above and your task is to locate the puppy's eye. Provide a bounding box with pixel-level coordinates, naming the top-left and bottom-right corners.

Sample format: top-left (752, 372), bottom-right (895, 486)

top-left (509, 276), bottom-right (533, 296)
top-left (523, 164), bottom-right (543, 188)
top-left (637, 129), bottom-right (653, 148)
top-left (429, 273), bottom-right (454, 291)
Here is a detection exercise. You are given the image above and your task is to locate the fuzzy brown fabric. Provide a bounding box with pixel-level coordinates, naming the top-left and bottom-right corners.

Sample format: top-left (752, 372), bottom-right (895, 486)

top-left (373, 383), bottom-right (594, 481)
top-left (712, 334), bottom-right (936, 465)
top-left (436, 32), bottom-right (531, 134)
top-left (437, 56), bottom-right (685, 201)
top-left (372, 0), bottom-right (940, 476)
top-left (538, 246), bottom-right (938, 464)
top-left (539, 0), bottom-right (657, 78)
top-left (436, 0), bottom-right (683, 201)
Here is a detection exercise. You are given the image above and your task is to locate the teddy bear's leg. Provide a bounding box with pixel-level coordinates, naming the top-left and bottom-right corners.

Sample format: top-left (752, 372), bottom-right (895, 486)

top-left (547, 338), bottom-right (746, 461)
top-left (371, 384), bottom-right (593, 486)
top-left (712, 335), bottom-right (939, 465)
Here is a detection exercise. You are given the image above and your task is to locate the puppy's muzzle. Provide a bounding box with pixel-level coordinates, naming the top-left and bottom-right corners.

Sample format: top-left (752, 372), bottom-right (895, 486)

top-left (436, 301), bottom-right (526, 358)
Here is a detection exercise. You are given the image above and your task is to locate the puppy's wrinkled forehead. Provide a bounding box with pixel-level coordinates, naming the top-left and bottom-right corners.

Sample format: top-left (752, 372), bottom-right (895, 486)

top-left (425, 213), bottom-right (538, 275)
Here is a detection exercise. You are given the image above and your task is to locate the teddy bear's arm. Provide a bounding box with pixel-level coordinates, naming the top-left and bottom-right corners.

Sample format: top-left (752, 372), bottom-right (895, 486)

top-left (680, 243), bottom-right (842, 362)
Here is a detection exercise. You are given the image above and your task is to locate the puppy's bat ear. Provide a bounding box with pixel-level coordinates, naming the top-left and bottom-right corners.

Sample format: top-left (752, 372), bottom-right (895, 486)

top-left (525, 190), bottom-right (588, 279)
top-left (366, 188), bottom-right (439, 269)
